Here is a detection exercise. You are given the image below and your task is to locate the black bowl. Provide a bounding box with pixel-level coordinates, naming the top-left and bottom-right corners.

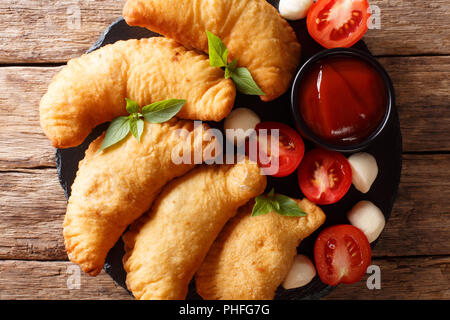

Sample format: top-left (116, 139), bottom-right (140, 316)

top-left (290, 48), bottom-right (395, 153)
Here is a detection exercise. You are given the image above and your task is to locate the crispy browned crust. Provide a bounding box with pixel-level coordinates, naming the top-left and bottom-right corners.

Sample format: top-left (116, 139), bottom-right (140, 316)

top-left (63, 119), bottom-right (219, 276)
top-left (39, 37), bottom-right (235, 148)
top-left (195, 198), bottom-right (326, 300)
top-left (122, 159), bottom-right (267, 299)
top-left (123, 0), bottom-right (301, 101)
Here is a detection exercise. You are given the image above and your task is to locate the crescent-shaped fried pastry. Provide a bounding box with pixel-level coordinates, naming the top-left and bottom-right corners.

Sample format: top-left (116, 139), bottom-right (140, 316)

top-left (64, 119), bottom-right (218, 276)
top-left (122, 159), bottom-right (267, 300)
top-left (123, 0), bottom-right (301, 101)
top-left (195, 198), bottom-right (325, 300)
top-left (40, 37), bottom-right (235, 148)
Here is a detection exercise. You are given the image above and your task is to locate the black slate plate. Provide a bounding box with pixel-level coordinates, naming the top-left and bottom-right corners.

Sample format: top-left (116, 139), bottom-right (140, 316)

top-left (56, 1), bottom-right (402, 300)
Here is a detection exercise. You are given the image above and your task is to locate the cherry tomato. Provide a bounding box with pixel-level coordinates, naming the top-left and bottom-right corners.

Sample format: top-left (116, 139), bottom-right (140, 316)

top-left (297, 148), bottom-right (352, 204)
top-left (248, 122), bottom-right (305, 177)
top-left (314, 225), bottom-right (372, 285)
top-left (307, 0), bottom-right (371, 49)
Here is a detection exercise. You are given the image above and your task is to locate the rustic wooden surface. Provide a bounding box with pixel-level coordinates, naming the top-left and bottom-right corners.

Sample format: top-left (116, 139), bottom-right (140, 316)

top-left (0, 0), bottom-right (449, 300)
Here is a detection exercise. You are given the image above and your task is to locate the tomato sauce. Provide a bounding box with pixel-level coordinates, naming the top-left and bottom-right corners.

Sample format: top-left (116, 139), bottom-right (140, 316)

top-left (298, 56), bottom-right (387, 145)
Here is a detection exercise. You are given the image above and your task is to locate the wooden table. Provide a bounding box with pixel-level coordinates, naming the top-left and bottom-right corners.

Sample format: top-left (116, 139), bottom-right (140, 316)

top-left (0, 0), bottom-right (449, 300)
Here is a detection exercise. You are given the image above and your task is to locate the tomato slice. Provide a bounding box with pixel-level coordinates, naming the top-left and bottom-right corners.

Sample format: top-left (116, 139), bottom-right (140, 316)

top-left (307, 0), bottom-right (371, 49)
top-left (248, 122), bottom-right (305, 177)
top-left (297, 148), bottom-right (352, 204)
top-left (314, 225), bottom-right (372, 285)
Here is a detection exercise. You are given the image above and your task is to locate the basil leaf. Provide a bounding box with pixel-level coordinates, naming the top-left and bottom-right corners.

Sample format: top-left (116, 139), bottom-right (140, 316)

top-left (129, 118), bottom-right (144, 142)
top-left (273, 194), bottom-right (307, 217)
top-left (125, 98), bottom-right (140, 114)
top-left (230, 67), bottom-right (265, 96)
top-left (228, 58), bottom-right (238, 71)
top-left (206, 31), bottom-right (229, 67)
top-left (251, 196), bottom-right (274, 217)
top-left (225, 59), bottom-right (238, 79)
top-left (251, 189), bottom-right (308, 218)
top-left (142, 99), bottom-right (186, 123)
top-left (100, 116), bottom-right (130, 151)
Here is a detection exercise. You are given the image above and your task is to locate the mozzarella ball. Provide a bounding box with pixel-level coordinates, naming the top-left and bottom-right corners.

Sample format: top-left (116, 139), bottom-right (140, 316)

top-left (279, 0), bottom-right (314, 20)
top-left (347, 201), bottom-right (386, 243)
top-left (282, 255), bottom-right (316, 289)
top-left (348, 152), bottom-right (379, 193)
top-left (224, 108), bottom-right (260, 146)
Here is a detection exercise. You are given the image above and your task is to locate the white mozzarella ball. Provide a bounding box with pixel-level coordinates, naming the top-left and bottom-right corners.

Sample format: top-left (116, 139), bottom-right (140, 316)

top-left (279, 0), bottom-right (314, 20)
top-left (282, 255), bottom-right (316, 289)
top-left (224, 108), bottom-right (260, 146)
top-left (348, 152), bottom-right (379, 193)
top-left (347, 201), bottom-right (386, 243)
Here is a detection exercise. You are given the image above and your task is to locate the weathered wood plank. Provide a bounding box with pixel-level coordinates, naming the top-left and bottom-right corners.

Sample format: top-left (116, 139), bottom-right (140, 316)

top-left (0, 0), bottom-right (125, 63)
top-left (378, 57), bottom-right (450, 152)
top-left (0, 154), bottom-right (448, 261)
top-left (0, 257), bottom-right (447, 299)
top-left (0, 260), bottom-right (132, 300)
top-left (363, 0), bottom-right (450, 56)
top-left (325, 256), bottom-right (450, 300)
top-left (0, 168), bottom-right (67, 260)
top-left (0, 0), bottom-right (449, 63)
top-left (362, 154), bottom-right (450, 258)
top-left (0, 67), bottom-right (59, 169)
top-left (0, 55), bottom-right (448, 170)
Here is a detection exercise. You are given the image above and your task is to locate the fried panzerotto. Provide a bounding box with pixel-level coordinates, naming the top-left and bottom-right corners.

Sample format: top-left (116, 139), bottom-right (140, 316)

top-left (40, 37), bottom-right (235, 148)
top-left (123, 0), bottom-right (301, 101)
top-left (122, 159), bottom-right (267, 300)
top-left (195, 198), bottom-right (325, 300)
top-left (64, 119), bottom-right (218, 276)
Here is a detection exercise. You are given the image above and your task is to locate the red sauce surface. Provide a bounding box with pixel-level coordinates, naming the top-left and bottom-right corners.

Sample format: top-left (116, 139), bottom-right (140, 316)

top-left (298, 56), bottom-right (387, 145)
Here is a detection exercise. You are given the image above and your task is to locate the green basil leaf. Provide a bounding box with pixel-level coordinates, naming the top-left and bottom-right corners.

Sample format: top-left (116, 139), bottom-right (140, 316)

top-left (129, 118), bottom-right (144, 142)
top-left (251, 196), bottom-right (274, 217)
top-left (230, 67), bottom-right (265, 96)
top-left (228, 58), bottom-right (238, 71)
top-left (273, 194), bottom-right (307, 217)
top-left (225, 66), bottom-right (232, 79)
top-left (142, 99), bottom-right (186, 123)
top-left (206, 31), bottom-right (229, 67)
top-left (100, 116), bottom-right (130, 151)
top-left (225, 59), bottom-right (238, 79)
top-left (125, 98), bottom-right (140, 114)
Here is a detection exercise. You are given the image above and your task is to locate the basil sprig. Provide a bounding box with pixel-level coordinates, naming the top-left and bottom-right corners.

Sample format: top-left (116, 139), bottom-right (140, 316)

top-left (206, 31), bottom-right (264, 96)
top-left (252, 189), bottom-right (308, 217)
top-left (100, 98), bottom-right (185, 151)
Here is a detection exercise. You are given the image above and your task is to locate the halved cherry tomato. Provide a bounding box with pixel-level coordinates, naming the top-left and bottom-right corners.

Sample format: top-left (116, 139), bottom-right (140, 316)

top-left (248, 122), bottom-right (305, 177)
top-left (314, 225), bottom-right (372, 285)
top-left (297, 148), bottom-right (352, 204)
top-left (307, 0), bottom-right (371, 48)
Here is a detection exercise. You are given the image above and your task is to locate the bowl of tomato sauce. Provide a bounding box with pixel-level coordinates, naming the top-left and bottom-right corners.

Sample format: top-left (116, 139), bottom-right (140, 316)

top-left (291, 48), bottom-right (394, 152)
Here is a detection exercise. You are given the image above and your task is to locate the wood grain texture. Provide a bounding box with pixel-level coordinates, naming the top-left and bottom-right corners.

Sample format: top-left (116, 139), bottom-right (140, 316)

top-left (0, 0), bottom-right (449, 63)
top-left (0, 257), bottom-right (447, 300)
top-left (363, 0), bottom-right (450, 56)
top-left (325, 256), bottom-right (450, 300)
top-left (379, 56), bottom-right (450, 152)
top-left (0, 260), bottom-right (132, 300)
top-left (0, 55), bottom-right (448, 171)
top-left (0, 0), bottom-right (125, 63)
top-left (0, 155), bottom-right (448, 261)
top-left (0, 169), bottom-right (67, 260)
top-left (0, 67), bottom-right (59, 169)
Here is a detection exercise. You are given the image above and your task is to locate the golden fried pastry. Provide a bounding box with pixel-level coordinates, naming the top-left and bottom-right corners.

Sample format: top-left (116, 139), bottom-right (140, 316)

top-left (122, 159), bottom-right (267, 300)
top-left (40, 37), bottom-right (235, 148)
top-left (64, 119), bottom-right (218, 276)
top-left (196, 198), bottom-right (325, 300)
top-left (123, 0), bottom-right (301, 101)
